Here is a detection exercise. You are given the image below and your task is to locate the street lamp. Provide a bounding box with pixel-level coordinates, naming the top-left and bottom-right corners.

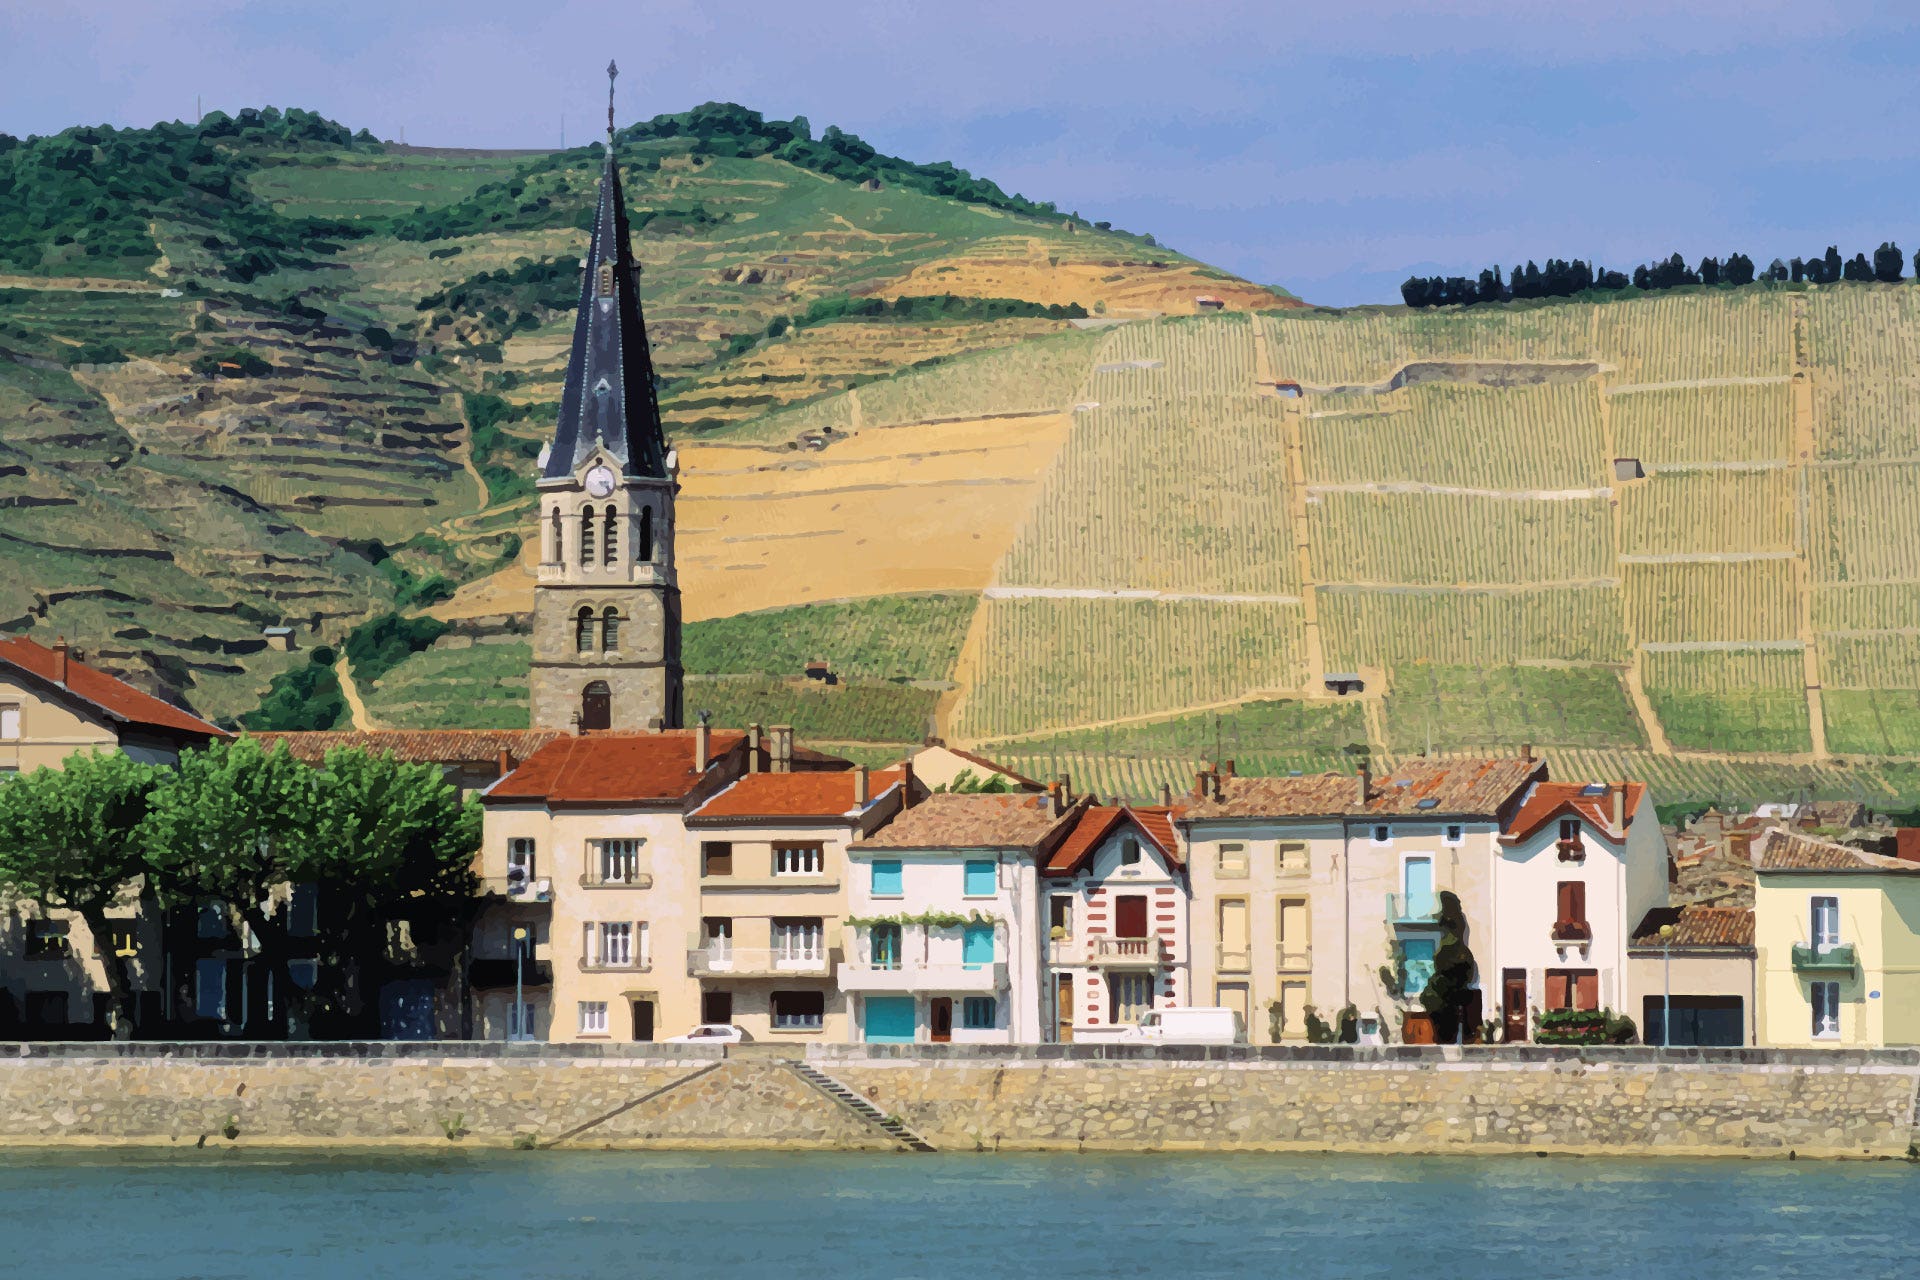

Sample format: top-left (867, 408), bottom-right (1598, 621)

top-left (1659, 923), bottom-right (1674, 1049)
top-left (513, 925), bottom-right (528, 1043)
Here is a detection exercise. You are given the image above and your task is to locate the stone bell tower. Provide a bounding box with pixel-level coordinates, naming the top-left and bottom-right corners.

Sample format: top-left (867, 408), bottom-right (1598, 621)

top-left (529, 61), bottom-right (683, 733)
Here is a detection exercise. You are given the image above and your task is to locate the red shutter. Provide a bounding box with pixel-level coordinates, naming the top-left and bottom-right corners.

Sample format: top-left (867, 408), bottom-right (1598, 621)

top-left (1555, 882), bottom-right (1572, 922)
top-left (1569, 882), bottom-right (1586, 924)
top-left (1545, 971), bottom-right (1570, 1010)
top-left (1574, 972), bottom-right (1599, 1011)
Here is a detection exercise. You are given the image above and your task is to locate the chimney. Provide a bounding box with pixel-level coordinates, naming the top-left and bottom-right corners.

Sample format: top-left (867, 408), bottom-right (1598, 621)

top-left (496, 747), bottom-right (513, 779)
top-left (694, 711), bottom-right (711, 772)
top-left (900, 759), bottom-right (916, 808)
top-left (1048, 780), bottom-right (1065, 819)
top-left (748, 723), bottom-right (763, 773)
top-left (1159, 782), bottom-right (1173, 807)
top-left (1056, 773), bottom-right (1072, 805)
top-left (1522, 742), bottom-right (1535, 762)
top-left (771, 724), bottom-right (793, 773)
top-left (1193, 765), bottom-right (1215, 800)
top-left (853, 765), bottom-right (870, 807)
top-left (52, 636), bottom-right (69, 685)
top-left (1612, 782), bottom-right (1627, 833)
top-left (1357, 762), bottom-right (1371, 806)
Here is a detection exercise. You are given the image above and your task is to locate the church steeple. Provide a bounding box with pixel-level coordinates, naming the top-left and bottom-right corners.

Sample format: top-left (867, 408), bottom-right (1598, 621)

top-left (542, 59), bottom-right (669, 483)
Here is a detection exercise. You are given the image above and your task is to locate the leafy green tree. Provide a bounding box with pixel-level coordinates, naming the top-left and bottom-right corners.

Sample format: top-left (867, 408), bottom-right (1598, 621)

top-left (1419, 890), bottom-right (1478, 1044)
top-left (142, 737), bottom-right (321, 1035)
top-left (0, 751), bottom-right (162, 1038)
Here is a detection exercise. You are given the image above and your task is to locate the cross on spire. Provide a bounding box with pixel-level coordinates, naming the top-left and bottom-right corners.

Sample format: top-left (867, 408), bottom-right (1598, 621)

top-left (607, 60), bottom-right (618, 141)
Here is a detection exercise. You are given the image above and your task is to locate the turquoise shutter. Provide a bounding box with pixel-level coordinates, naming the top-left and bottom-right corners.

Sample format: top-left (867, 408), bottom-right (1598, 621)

top-left (963, 922), bottom-right (995, 968)
top-left (871, 859), bottom-right (903, 896)
top-left (964, 860), bottom-right (995, 896)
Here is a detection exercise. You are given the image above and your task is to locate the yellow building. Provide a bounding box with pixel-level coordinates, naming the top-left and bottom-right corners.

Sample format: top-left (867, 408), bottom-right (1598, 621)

top-left (1753, 828), bottom-right (1920, 1048)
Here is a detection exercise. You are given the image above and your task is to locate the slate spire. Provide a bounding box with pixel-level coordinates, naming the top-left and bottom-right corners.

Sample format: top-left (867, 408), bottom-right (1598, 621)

top-left (542, 60), bottom-right (669, 482)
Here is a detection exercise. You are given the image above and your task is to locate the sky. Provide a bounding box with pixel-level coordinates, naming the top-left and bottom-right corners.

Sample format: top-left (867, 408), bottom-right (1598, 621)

top-left (5, 0), bottom-right (1920, 305)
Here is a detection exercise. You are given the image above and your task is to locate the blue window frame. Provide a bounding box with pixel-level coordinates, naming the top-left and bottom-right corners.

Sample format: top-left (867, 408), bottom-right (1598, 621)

top-left (870, 924), bottom-right (902, 969)
top-left (870, 859), bottom-right (903, 897)
top-left (1401, 938), bottom-right (1436, 997)
top-left (964, 859), bottom-right (995, 897)
top-left (962, 922), bottom-right (995, 968)
top-left (962, 996), bottom-right (996, 1030)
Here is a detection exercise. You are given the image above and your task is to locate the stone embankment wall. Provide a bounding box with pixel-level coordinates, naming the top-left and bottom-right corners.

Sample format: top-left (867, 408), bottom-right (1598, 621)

top-left (1, 1043), bottom-right (1915, 1158)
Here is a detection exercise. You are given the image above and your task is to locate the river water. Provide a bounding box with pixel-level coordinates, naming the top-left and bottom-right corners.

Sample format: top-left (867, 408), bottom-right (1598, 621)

top-left (1, 1149), bottom-right (1915, 1278)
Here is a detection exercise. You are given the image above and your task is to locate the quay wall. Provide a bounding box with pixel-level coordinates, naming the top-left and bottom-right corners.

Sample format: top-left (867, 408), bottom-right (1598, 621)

top-left (0, 1043), bottom-right (1915, 1158)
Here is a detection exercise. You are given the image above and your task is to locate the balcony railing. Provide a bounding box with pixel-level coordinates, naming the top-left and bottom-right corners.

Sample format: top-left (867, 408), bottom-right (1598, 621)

top-left (1556, 839), bottom-right (1586, 863)
top-left (1086, 936), bottom-right (1168, 967)
top-left (1792, 943), bottom-right (1857, 973)
top-left (839, 960), bottom-right (1006, 993)
top-left (1276, 945), bottom-right (1311, 971)
top-left (579, 955), bottom-right (652, 973)
top-left (480, 875), bottom-right (554, 903)
top-left (1385, 893), bottom-right (1440, 926)
top-left (1216, 945), bottom-right (1252, 974)
top-left (686, 946), bottom-right (835, 978)
top-left (579, 871), bottom-right (653, 890)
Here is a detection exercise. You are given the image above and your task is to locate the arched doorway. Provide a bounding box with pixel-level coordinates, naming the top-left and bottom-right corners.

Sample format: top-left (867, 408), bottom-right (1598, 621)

top-left (581, 680), bottom-right (611, 731)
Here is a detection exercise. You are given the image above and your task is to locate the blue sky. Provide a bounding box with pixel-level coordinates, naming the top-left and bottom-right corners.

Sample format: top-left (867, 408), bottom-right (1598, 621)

top-left (5, 0), bottom-right (1919, 304)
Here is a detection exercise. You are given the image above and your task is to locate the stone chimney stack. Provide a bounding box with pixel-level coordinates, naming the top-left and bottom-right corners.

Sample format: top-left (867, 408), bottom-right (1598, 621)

top-left (1522, 742), bottom-right (1535, 762)
top-left (900, 759), bottom-right (916, 808)
top-left (853, 765), bottom-right (870, 807)
top-left (1056, 773), bottom-right (1072, 805)
top-left (694, 711), bottom-right (711, 772)
top-left (1357, 761), bottom-right (1372, 806)
top-left (748, 723), bottom-right (763, 774)
top-left (497, 747), bottom-right (513, 779)
top-left (1048, 780), bottom-right (1065, 819)
top-left (52, 636), bottom-right (68, 685)
top-left (1159, 782), bottom-right (1173, 807)
top-left (771, 725), bottom-right (793, 773)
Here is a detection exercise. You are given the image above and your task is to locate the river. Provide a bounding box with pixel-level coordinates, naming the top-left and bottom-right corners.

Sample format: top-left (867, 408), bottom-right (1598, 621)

top-left (1, 1149), bottom-right (1914, 1278)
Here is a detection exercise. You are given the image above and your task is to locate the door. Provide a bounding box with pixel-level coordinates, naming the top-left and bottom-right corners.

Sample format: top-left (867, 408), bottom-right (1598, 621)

top-left (1403, 856), bottom-right (1434, 916)
top-left (580, 680), bottom-right (611, 731)
top-left (1278, 980), bottom-right (1307, 1041)
top-left (1502, 969), bottom-right (1528, 1042)
top-left (930, 996), bottom-right (953, 1043)
top-left (630, 999), bottom-right (654, 1042)
top-left (1115, 895), bottom-right (1149, 938)
top-left (864, 996), bottom-right (916, 1043)
top-left (702, 917), bottom-right (733, 970)
top-left (1055, 973), bottom-right (1074, 1043)
top-left (701, 990), bottom-right (732, 1025)
top-left (1216, 982), bottom-right (1250, 1030)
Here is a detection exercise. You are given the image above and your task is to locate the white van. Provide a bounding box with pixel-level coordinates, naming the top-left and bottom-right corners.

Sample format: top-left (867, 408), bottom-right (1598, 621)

top-left (1117, 1007), bottom-right (1246, 1045)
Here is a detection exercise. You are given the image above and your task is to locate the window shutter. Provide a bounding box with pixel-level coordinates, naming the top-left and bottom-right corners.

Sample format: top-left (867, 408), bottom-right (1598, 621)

top-left (582, 922), bottom-right (595, 966)
top-left (1574, 972), bottom-right (1599, 1011)
top-left (1570, 882), bottom-right (1586, 923)
top-left (1545, 971), bottom-right (1570, 1009)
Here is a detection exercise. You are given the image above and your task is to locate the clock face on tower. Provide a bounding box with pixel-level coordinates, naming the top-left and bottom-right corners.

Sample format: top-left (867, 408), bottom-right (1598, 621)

top-left (584, 466), bottom-right (616, 498)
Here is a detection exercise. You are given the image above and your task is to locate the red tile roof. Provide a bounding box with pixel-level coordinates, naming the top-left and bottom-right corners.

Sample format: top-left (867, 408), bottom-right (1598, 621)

top-left (857, 792), bottom-right (1074, 849)
top-left (249, 729), bottom-right (562, 766)
top-left (1630, 905), bottom-right (1755, 949)
top-left (1182, 757), bottom-right (1544, 821)
top-left (1755, 827), bottom-right (1920, 874)
top-left (0, 635), bottom-right (225, 740)
top-left (484, 731), bottom-right (745, 806)
top-left (1043, 804), bottom-right (1182, 875)
top-left (1502, 781), bottom-right (1647, 844)
top-left (690, 768), bottom-right (905, 821)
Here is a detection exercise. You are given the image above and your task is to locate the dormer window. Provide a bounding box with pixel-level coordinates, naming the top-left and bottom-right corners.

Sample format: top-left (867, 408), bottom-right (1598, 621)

top-left (1120, 837), bottom-right (1141, 866)
top-left (597, 263), bottom-right (614, 297)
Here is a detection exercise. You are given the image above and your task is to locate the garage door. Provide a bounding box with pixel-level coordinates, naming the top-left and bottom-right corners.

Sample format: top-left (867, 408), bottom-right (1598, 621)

top-left (1642, 996), bottom-right (1743, 1047)
top-left (863, 996), bottom-right (916, 1044)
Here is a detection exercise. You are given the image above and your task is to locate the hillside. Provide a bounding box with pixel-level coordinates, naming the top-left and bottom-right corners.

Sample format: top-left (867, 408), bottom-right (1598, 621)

top-left (414, 283), bottom-right (1920, 809)
top-left (0, 105), bottom-right (1289, 723)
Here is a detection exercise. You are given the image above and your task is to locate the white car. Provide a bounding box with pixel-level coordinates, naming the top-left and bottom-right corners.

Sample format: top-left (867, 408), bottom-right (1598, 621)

top-left (1116, 1007), bottom-right (1246, 1045)
top-left (665, 1023), bottom-right (751, 1043)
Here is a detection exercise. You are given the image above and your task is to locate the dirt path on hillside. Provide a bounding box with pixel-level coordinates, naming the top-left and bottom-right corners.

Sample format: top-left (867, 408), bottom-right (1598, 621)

top-left (1617, 550), bottom-right (1797, 565)
top-left (335, 656), bottom-right (374, 731)
top-left (979, 585), bottom-right (1304, 605)
top-left (1256, 319), bottom-right (1326, 693)
top-left (1790, 295), bottom-right (1830, 758)
top-left (0, 273), bottom-right (162, 293)
top-left (453, 395), bottom-right (492, 513)
top-left (1604, 374), bottom-right (1794, 396)
top-left (1305, 481), bottom-right (1611, 501)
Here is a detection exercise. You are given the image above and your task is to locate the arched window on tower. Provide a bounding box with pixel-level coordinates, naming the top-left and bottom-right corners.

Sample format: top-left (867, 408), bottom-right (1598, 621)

top-left (601, 607), bottom-right (620, 653)
top-left (579, 506), bottom-right (596, 565)
top-left (639, 505), bottom-right (654, 562)
top-left (602, 504), bottom-right (618, 565)
top-left (575, 606), bottom-right (595, 654)
top-left (549, 508), bottom-right (562, 563)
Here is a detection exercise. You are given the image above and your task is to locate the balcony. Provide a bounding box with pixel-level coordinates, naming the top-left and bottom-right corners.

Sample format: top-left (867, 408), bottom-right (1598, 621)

top-left (1556, 839), bottom-right (1586, 863)
top-left (579, 872), bottom-right (653, 891)
top-left (1276, 945), bottom-right (1311, 972)
top-left (838, 961), bottom-right (1006, 993)
top-left (686, 947), bottom-right (835, 979)
top-left (1385, 893), bottom-right (1441, 926)
top-left (1792, 943), bottom-right (1857, 973)
top-left (1087, 936), bottom-right (1168, 967)
top-left (1216, 945), bottom-right (1252, 975)
top-left (579, 955), bottom-right (652, 975)
top-left (480, 875), bottom-right (554, 903)
top-left (1551, 919), bottom-right (1592, 943)
top-left (469, 957), bottom-right (552, 988)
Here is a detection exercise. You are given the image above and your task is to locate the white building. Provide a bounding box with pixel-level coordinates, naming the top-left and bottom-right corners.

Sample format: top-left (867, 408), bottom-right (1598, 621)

top-left (842, 791), bottom-right (1075, 1043)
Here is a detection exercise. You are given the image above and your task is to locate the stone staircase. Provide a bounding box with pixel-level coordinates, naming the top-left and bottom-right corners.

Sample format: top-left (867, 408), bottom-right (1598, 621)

top-left (787, 1061), bottom-right (936, 1152)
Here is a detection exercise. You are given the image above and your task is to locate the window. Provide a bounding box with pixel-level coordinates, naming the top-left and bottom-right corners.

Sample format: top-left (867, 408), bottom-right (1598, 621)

top-left (962, 996), bottom-right (997, 1030)
top-left (1217, 897), bottom-right (1249, 973)
top-left (1545, 969), bottom-right (1600, 1012)
top-left (1401, 855), bottom-right (1434, 916)
top-left (507, 838), bottom-right (536, 893)
top-left (1555, 881), bottom-right (1589, 938)
top-left (195, 958), bottom-right (227, 1021)
top-left (963, 859), bottom-right (996, 897)
top-left (602, 505), bottom-right (618, 565)
top-left (1559, 818), bottom-right (1581, 843)
top-left (962, 921), bottom-right (995, 968)
top-left (1401, 937), bottom-right (1436, 997)
top-left (549, 508), bottom-right (561, 562)
top-left (507, 1001), bottom-right (538, 1042)
top-left (701, 842), bottom-right (733, 878)
top-left (870, 859), bottom-right (903, 897)
top-left (639, 506), bottom-right (654, 562)
top-left (869, 923), bottom-right (902, 969)
top-left (592, 839), bottom-right (643, 884)
top-left (1048, 895), bottom-right (1073, 936)
top-left (579, 507), bottom-right (596, 564)
top-left (579, 1001), bottom-right (609, 1035)
top-left (0, 704), bottom-right (18, 739)
top-left (1811, 981), bottom-right (1841, 1039)
top-left (701, 918), bottom-right (733, 965)
top-left (1277, 896), bottom-right (1310, 969)
top-left (1810, 895), bottom-right (1841, 951)
top-left (287, 884), bottom-right (317, 938)
top-left (590, 921), bottom-right (635, 968)
top-left (1119, 836), bottom-right (1141, 866)
top-left (1277, 841), bottom-right (1308, 875)
top-left (771, 990), bottom-right (825, 1031)
top-left (1444, 824), bottom-right (1464, 846)
top-left (601, 608), bottom-right (620, 652)
top-left (1109, 972), bottom-right (1154, 1024)
top-left (24, 919), bottom-right (70, 959)
top-left (1216, 842), bottom-right (1248, 878)
top-left (776, 844), bottom-right (824, 877)
top-left (575, 606), bottom-right (595, 653)
top-left (774, 918), bottom-right (825, 965)
top-left (1372, 824), bottom-right (1391, 844)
